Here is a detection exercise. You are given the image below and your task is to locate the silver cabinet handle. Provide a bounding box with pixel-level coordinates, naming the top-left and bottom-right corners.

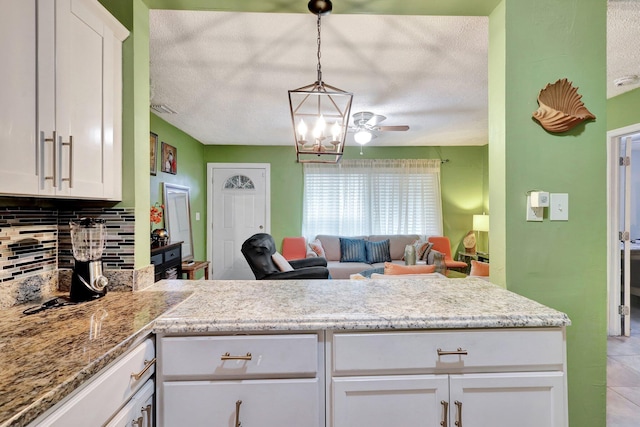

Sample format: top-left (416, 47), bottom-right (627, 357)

top-left (235, 400), bottom-right (242, 427)
top-left (454, 400), bottom-right (463, 427)
top-left (42, 131), bottom-right (56, 187)
top-left (221, 352), bottom-right (252, 361)
top-left (440, 400), bottom-right (449, 427)
top-left (437, 348), bottom-right (468, 356)
top-left (131, 358), bottom-right (156, 381)
top-left (60, 135), bottom-right (73, 188)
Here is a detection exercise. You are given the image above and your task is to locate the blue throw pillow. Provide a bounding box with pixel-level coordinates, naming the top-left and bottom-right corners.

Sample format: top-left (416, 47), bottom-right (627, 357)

top-left (365, 239), bottom-right (392, 264)
top-left (339, 238), bottom-right (367, 263)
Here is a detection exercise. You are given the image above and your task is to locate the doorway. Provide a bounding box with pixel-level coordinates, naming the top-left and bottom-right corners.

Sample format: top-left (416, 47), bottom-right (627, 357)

top-left (207, 163), bottom-right (270, 279)
top-left (608, 124), bottom-right (640, 336)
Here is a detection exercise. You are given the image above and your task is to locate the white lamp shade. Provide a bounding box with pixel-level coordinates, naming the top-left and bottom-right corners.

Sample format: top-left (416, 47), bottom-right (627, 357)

top-left (354, 130), bottom-right (372, 145)
top-left (473, 214), bottom-right (490, 232)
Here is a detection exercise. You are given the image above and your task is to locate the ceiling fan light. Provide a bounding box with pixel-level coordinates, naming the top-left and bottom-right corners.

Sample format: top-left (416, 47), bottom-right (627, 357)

top-left (354, 130), bottom-right (372, 145)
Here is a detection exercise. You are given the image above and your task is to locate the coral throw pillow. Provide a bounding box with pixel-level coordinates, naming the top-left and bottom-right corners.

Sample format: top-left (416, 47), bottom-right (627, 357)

top-left (272, 252), bottom-right (294, 272)
top-left (470, 260), bottom-right (490, 276)
top-left (384, 262), bottom-right (437, 275)
top-left (308, 239), bottom-right (326, 258)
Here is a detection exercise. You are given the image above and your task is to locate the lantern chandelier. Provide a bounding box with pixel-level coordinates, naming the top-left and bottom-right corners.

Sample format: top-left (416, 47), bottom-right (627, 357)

top-left (288, 0), bottom-right (353, 163)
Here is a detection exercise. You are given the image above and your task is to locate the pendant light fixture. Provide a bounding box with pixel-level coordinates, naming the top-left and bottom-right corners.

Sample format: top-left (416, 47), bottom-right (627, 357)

top-left (288, 0), bottom-right (353, 163)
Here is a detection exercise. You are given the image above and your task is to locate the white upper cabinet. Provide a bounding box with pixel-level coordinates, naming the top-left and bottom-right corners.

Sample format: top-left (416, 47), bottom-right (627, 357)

top-left (0, 0), bottom-right (128, 200)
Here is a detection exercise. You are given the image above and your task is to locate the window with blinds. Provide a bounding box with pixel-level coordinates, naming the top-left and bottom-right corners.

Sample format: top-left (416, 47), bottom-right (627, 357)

top-left (302, 159), bottom-right (443, 238)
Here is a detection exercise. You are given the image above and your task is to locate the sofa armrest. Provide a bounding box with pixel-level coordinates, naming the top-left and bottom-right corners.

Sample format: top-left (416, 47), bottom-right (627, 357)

top-left (290, 257), bottom-right (328, 268)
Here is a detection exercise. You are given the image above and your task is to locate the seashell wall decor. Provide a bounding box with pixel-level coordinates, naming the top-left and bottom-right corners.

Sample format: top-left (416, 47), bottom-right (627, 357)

top-left (532, 78), bottom-right (595, 133)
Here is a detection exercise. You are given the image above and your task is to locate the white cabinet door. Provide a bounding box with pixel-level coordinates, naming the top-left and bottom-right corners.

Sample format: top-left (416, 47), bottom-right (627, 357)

top-left (162, 379), bottom-right (322, 427)
top-left (0, 1), bottom-right (41, 195)
top-left (448, 372), bottom-right (566, 427)
top-left (54, 0), bottom-right (121, 199)
top-left (332, 375), bottom-right (449, 427)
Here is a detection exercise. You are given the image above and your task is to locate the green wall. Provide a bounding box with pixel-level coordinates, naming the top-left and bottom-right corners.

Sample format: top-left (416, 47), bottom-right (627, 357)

top-left (150, 114), bottom-right (207, 273)
top-left (203, 145), bottom-right (488, 251)
top-left (607, 87), bottom-right (640, 131)
top-left (491, 1), bottom-right (607, 426)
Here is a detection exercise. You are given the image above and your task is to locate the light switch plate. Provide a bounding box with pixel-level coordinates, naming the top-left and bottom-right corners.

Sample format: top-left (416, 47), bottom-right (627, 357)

top-left (526, 195), bottom-right (544, 221)
top-left (549, 193), bottom-right (569, 221)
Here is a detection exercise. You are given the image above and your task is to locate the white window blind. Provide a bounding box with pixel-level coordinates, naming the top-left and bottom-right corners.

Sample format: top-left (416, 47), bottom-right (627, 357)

top-left (302, 159), bottom-right (443, 238)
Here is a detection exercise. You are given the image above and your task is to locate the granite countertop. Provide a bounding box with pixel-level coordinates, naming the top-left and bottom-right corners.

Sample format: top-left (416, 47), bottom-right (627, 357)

top-left (0, 276), bottom-right (571, 426)
top-left (150, 277), bottom-right (571, 334)
top-left (0, 290), bottom-right (191, 427)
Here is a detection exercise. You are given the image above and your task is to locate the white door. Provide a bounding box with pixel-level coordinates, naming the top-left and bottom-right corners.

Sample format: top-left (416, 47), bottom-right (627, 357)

top-left (332, 375), bottom-right (449, 427)
top-left (448, 372), bottom-right (566, 427)
top-left (208, 164), bottom-right (270, 279)
top-left (608, 127), bottom-right (640, 336)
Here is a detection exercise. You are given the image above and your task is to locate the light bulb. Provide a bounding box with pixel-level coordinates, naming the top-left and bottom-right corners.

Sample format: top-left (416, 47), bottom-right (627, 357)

top-left (354, 130), bottom-right (372, 145)
top-left (297, 119), bottom-right (308, 141)
top-left (313, 115), bottom-right (326, 139)
top-left (331, 121), bottom-right (341, 141)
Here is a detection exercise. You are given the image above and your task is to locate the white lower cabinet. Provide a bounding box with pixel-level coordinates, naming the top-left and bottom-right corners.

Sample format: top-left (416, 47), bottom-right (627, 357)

top-left (106, 379), bottom-right (155, 427)
top-left (329, 328), bottom-right (568, 427)
top-left (163, 379), bottom-right (320, 426)
top-left (157, 333), bottom-right (324, 427)
top-left (30, 338), bottom-right (155, 426)
top-left (332, 372), bottom-right (565, 427)
top-left (157, 328), bottom-right (567, 427)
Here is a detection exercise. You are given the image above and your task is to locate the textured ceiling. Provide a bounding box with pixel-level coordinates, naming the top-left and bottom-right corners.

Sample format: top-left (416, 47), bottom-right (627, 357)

top-left (149, 2), bottom-right (640, 147)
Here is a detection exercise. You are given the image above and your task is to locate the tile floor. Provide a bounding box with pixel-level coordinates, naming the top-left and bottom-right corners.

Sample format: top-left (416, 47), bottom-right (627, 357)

top-left (607, 301), bottom-right (640, 427)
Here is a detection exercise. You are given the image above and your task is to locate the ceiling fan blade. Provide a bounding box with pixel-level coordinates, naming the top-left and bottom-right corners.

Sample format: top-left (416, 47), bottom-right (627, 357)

top-left (366, 114), bottom-right (386, 126)
top-left (376, 125), bottom-right (410, 131)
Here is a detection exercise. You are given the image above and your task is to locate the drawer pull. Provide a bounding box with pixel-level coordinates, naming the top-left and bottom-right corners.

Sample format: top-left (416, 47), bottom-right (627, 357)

top-left (437, 348), bottom-right (468, 356)
top-left (440, 400), bottom-right (449, 427)
top-left (131, 358), bottom-right (156, 380)
top-left (235, 400), bottom-right (242, 427)
top-left (132, 416), bottom-right (144, 427)
top-left (142, 404), bottom-right (152, 427)
top-left (454, 400), bottom-right (463, 427)
top-left (221, 352), bottom-right (252, 361)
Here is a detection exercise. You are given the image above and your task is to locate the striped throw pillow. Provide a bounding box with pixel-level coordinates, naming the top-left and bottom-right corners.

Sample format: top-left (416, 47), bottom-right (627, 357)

top-left (339, 238), bottom-right (367, 263)
top-left (365, 239), bottom-right (392, 264)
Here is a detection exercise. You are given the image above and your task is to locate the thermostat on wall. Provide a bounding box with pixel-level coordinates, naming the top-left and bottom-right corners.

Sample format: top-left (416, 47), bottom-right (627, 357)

top-left (530, 191), bottom-right (550, 208)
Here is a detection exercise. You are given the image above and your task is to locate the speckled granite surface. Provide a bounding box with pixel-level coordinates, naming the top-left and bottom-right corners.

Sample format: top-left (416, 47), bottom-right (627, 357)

top-left (150, 277), bottom-right (571, 334)
top-left (0, 290), bottom-right (191, 427)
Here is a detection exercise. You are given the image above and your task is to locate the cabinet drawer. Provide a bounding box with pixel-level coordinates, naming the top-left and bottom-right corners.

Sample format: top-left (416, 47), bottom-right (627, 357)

top-left (332, 329), bottom-right (564, 375)
top-left (165, 247), bottom-right (181, 262)
top-left (35, 338), bottom-right (155, 426)
top-left (105, 379), bottom-right (154, 427)
top-left (162, 379), bottom-right (321, 427)
top-left (161, 334), bottom-right (318, 379)
top-left (150, 253), bottom-right (163, 265)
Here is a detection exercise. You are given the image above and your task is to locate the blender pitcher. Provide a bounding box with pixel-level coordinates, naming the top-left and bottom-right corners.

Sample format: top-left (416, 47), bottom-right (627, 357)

top-left (70, 218), bottom-right (108, 302)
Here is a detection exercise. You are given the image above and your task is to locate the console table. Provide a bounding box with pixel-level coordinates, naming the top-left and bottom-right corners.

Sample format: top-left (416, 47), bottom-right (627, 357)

top-left (151, 241), bottom-right (183, 282)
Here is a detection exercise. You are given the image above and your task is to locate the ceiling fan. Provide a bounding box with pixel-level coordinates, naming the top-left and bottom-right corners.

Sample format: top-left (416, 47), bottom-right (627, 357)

top-left (349, 111), bottom-right (410, 146)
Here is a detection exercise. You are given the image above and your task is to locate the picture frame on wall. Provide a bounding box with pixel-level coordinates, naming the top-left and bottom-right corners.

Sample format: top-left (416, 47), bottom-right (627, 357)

top-left (150, 132), bottom-right (158, 175)
top-left (161, 142), bottom-right (177, 174)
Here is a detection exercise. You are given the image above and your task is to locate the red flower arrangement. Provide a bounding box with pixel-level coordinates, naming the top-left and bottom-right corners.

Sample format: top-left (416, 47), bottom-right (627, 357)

top-left (150, 202), bottom-right (164, 225)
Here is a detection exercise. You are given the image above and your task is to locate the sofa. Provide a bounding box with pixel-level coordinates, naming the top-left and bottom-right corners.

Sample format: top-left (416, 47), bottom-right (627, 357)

top-left (309, 234), bottom-right (430, 279)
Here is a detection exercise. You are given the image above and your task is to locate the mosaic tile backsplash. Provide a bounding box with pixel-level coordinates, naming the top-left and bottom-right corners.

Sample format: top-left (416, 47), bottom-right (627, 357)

top-left (0, 207), bottom-right (137, 307)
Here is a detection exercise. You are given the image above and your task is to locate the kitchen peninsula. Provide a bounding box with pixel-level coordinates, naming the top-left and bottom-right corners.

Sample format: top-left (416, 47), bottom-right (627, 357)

top-left (151, 277), bottom-right (570, 427)
top-left (0, 277), bottom-right (570, 426)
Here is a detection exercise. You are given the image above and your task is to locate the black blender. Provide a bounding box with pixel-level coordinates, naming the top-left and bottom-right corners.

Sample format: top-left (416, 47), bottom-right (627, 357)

top-left (70, 218), bottom-right (108, 302)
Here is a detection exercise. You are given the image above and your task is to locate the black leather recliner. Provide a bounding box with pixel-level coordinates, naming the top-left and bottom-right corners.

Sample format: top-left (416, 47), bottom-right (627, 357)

top-left (241, 233), bottom-right (330, 280)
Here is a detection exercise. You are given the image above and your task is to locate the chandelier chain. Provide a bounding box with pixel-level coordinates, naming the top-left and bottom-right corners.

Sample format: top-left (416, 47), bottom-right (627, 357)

top-left (316, 14), bottom-right (322, 83)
